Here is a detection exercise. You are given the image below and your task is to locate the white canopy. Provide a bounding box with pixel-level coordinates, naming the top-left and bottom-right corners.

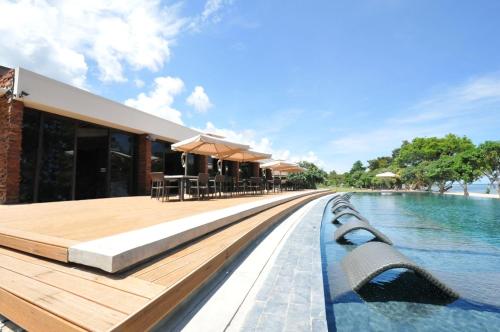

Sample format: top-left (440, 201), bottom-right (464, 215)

top-left (224, 150), bottom-right (271, 162)
top-left (375, 171), bottom-right (397, 178)
top-left (260, 160), bottom-right (298, 171)
top-left (281, 165), bottom-right (306, 173)
top-left (260, 160), bottom-right (305, 176)
top-left (171, 134), bottom-right (249, 159)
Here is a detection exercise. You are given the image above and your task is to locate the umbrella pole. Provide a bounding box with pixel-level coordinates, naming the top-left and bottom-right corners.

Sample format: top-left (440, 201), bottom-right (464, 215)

top-left (182, 152), bottom-right (188, 176)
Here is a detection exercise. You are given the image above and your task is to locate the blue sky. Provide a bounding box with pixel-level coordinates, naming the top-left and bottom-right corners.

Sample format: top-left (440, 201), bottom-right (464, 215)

top-left (1, 0), bottom-right (499, 171)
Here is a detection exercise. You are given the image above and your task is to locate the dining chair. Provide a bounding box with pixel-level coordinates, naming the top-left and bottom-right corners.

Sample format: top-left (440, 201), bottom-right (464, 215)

top-left (190, 173), bottom-right (210, 200)
top-left (150, 172), bottom-right (164, 200)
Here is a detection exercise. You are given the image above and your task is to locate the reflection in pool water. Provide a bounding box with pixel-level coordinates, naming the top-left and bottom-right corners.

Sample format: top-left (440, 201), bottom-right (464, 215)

top-left (321, 193), bottom-right (500, 331)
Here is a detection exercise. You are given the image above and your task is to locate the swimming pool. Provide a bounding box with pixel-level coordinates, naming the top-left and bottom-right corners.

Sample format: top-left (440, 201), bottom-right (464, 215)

top-left (321, 192), bottom-right (500, 331)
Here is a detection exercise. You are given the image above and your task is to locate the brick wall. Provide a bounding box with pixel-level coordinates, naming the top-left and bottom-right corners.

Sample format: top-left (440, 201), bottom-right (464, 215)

top-left (136, 134), bottom-right (151, 195)
top-left (250, 162), bottom-right (260, 177)
top-left (197, 155), bottom-right (208, 174)
top-left (225, 161), bottom-right (240, 181)
top-left (0, 69), bottom-right (24, 204)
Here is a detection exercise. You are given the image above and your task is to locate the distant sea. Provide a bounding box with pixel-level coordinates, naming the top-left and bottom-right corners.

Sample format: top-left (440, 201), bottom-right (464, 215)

top-left (447, 183), bottom-right (497, 194)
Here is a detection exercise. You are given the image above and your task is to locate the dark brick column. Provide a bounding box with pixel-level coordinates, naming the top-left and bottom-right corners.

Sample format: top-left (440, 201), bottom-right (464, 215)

top-left (226, 160), bottom-right (239, 180)
top-left (251, 162), bottom-right (260, 177)
top-left (0, 69), bottom-right (23, 204)
top-left (0, 98), bottom-right (24, 204)
top-left (197, 155), bottom-right (208, 174)
top-left (136, 134), bottom-right (151, 195)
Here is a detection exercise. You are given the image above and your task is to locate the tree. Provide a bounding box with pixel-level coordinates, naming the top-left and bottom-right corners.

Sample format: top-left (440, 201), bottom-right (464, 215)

top-left (288, 161), bottom-right (327, 189)
top-left (327, 170), bottom-right (345, 187)
top-left (343, 160), bottom-right (371, 188)
top-left (477, 141), bottom-right (500, 198)
top-left (425, 156), bottom-right (457, 194)
top-left (452, 148), bottom-right (482, 196)
top-left (367, 156), bottom-right (392, 171)
top-left (399, 161), bottom-right (433, 190)
top-left (395, 134), bottom-right (474, 167)
top-left (350, 160), bottom-right (365, 173)
top-left (394, 134), bottom-right (474, 193)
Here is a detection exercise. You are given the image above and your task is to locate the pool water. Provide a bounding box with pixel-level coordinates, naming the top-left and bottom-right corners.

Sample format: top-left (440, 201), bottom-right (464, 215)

top-left (321, 193), bottom-right (500, 331)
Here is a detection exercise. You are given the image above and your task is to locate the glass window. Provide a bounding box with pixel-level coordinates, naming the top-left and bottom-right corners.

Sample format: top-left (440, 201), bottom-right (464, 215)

top-left (164, 143), bottom-right (184, 175)
top-left (239, 162), bottom-right (252, 179)
top-left (75, 124), bottom-right (108, 200)
top-left (19, 108), bottom-right (40, 203)
top-left (110, 131), bottom-right (135, 197)
top-left (187, 154), bottom-right (198, 176)
top-left (151, 141), bottom-right (166, 173)
top-left (208, 157), bottom-right (217, 176)
top-left (38, 116), bottom-right (75, 202)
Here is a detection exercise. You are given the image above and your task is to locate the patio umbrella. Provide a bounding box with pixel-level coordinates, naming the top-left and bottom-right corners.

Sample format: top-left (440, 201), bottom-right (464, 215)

top-left (375, 171), bottom-right (397, 178)
top-left (375, 171), bottom-right (398, 190)
top-left (280, 165), bottom-right (306, 173)
top-left (224, 150), bottom-right (272, 162)
top-left (171, 134), bottom-right (250, 175)
top-left (260, 160), bottom-right (300, 177)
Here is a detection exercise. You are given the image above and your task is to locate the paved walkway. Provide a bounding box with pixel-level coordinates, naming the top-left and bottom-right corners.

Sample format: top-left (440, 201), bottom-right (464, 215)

top-left (231, 195), bottom-right (331, 332)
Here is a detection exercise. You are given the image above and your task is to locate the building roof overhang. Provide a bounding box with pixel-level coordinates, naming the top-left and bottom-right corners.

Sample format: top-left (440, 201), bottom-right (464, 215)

top-left (13, 67), bottom-right (199, 143)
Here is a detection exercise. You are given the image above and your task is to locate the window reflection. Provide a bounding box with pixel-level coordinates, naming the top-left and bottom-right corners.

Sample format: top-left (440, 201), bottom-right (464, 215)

top-left (164, 143), bottom-right (183, 175)
top-left (151, 141), bottom-right (166, 173)
top-left (110, 132), bottom-right (135, 197)
top-left (19, 109), bottom-right (40, 203)
top-left (38, 116), bottom-right (75, 202)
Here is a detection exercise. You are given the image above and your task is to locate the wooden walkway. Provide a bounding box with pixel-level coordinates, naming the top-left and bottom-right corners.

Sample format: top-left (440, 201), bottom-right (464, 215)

top-left (0, 194), bottom-right (280, 263)
top-left (0, 191), bottom-right (328, 331)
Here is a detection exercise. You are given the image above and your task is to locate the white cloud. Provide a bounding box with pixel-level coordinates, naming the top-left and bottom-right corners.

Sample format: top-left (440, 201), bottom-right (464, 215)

top-left (134, 79), bottom-right (145, 88)
top-left (290, 151), bottom-right (324, 167)
top-left (194, 122), bottom-right (327, 167)
top-left (125, 76), bottom-right (184, 124)
top-left (189, 0), bottom-right (233, 30)
top-left (201, 0), bottom-right (231, 22)
top-left (390, 75), bottom-right (500, 125)
top-left (328, 74), bottom-right (500, 172)
top-left (186, 86), bottom-right (213, 113)
top-left (0, 0), bottom-right (185, 87)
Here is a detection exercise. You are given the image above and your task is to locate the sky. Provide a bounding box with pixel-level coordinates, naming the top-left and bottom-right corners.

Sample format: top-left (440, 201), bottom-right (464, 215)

top-left (1, 0), bottom-right (499, 172)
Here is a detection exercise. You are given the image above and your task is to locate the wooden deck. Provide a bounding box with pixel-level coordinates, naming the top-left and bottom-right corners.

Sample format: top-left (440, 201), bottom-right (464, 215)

top-left (0, 194), bottom-right (285, 263)
top-left (0, 191), bottom-right (328, 331)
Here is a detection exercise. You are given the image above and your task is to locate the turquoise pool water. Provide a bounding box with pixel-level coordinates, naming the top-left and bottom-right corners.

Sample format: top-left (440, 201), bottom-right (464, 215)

top-left (321, 193), bottom-right (500, 331)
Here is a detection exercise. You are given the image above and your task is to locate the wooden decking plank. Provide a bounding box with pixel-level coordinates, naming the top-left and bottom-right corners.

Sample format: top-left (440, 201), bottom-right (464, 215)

top-left (153, 197), bottom-right (304, 286)
top-left (132, 198), bottom-right (283, 280)
top-left (0, 267), bottom-right (127, 331)
top-left (0, 226), bottom-right (78, 247)
top-left (0, 191), bottom-right (328, 331)
top-left (0, 254), bottom-right (149, 314)
top-left (0, 247), bottom-right (165, 299)
top-left (142, 196), bottom-right (306, 285)
top-left (0, 195), bottom-right (274, 242)
top-left (0, 233), bottom-right (68, 262)
top-left (113, 193), bottom-right (325, 331)
top-left (0, 288), bottom-right (85, 332)
top-left (134, 219), bottom-right (260, 281)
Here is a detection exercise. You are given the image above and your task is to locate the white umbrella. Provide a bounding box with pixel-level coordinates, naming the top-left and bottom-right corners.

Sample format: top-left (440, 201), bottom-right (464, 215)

top-left (224, 150), bottom-right (271, 162)
top-left (171, 134), bottom-right (249, 175)
top-left (281, 165), bottom-right (306, 173)
top-left (260, 160), bottom-right (300, 177)
top-left (375, 171), bottom-right (397, 178)
top-left (260, 160), bottom-right (298, 171)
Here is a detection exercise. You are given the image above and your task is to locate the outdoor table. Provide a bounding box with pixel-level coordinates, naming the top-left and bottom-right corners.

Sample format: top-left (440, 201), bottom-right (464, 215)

top-left (236, 179), bottom-right (247, 195)
top-left (164, 175), bottom-right (198, 201)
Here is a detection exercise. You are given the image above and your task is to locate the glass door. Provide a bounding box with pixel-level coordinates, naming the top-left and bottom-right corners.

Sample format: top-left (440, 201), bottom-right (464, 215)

top-left (75, 124), bottom-right (109, 200)
top-left (109, 131), bottom-right (135, 197)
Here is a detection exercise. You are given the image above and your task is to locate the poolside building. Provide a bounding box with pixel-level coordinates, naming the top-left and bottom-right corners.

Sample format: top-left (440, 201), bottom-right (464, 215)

top-left (0, 66), bottom-right (261, 204)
